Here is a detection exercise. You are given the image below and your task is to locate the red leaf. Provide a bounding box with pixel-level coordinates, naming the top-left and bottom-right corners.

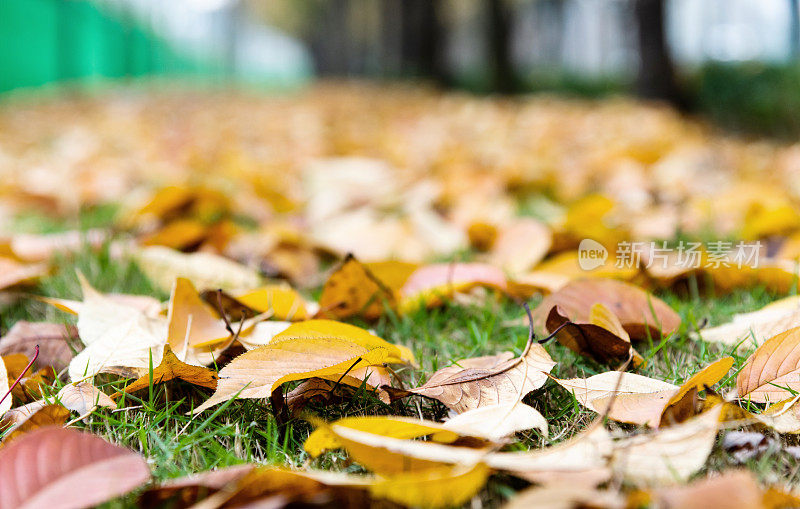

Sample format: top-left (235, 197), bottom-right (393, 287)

top-left (0, 426), bottom-right (150, 509)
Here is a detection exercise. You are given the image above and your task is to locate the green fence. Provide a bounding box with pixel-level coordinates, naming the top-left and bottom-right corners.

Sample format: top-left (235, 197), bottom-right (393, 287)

top-left (0, 0), bottom-right (223, 93)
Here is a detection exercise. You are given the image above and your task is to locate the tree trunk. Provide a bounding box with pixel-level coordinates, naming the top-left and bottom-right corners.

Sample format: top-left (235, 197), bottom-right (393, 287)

top-left (634, 0), bottom-right (685, 108)
top-left (487, 0), bottom-right (517, 94)
top-left (400, 0), bottom-right (449, 85)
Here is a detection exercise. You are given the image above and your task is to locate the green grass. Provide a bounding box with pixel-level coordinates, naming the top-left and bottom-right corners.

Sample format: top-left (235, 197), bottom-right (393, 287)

top-left (2, 230), bottom-right (799, 506)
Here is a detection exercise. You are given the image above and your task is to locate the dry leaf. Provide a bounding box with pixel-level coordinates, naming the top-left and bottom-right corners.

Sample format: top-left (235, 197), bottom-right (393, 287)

top-left (140, 464), bottom-right (255, 508)
top-left (68, 274), bottom-right (167, 381)
top-left (442, 402), bottom-right (548, 440)
top-left (132, 245), bottom-right (262, 293)
top-left (485, 218), bottom-right (552, 276)
top-left (167, 278), bottom-right (232, 366)
top-left (695, 295), bottom-right (800, 350)
top-left (486, 422), bottom-right (613, 481)
top-left (304, 415), bottom-right (461, 458)
top-left (235, 285), bottom-right (313, 321)
top-left (0, 426), bottom-right (150, 508)
top-left (650, 470), bottom-right (763, 509)
top-left (554, 372), bottom-right (678, 426)
top-left (504, 485), bottom-right (624, 509)
top-left (0, 353), bottom-right (10, 416)
top-left (0, 322), bottom-right (77, 372)
top-left (317, 254), bottom-right (396, 320)
top-left (408, 343), bottom-right (556, 413)
top-left (369, 463), bottom-right (489, 509)
top-left (399, 262), bottom-right (508, 312)
top-left (610, 405), bottom-right (723, 485)
top-left (0, 257), bottom-right (48, 291)
top-left (532, 279), bottom-right (681, 340)
top-left (737, 327), bottom-right (800, 403)
top-left (57, 382), bottom-right (116, 415)
top-left (191, 320), bottom-right (406, 414)
top-left (0, 401), bottom-right (70, 443)
top-left (546, 303), bottom-right (641, 366)
top-left (115, 345), bottom-right (218, 398)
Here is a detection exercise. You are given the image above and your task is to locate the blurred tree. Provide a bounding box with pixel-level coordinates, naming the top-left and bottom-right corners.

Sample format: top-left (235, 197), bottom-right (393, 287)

top-left (634, 0), bottom-right (685, 108)
top-left (486, 0), bottom-right (518, 93)
top-left (400, 0), bottom-right (449, 84)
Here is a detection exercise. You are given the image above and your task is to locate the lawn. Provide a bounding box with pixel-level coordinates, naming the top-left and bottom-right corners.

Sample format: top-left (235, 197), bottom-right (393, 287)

top-left (1, 207), bottom-right (796, 507)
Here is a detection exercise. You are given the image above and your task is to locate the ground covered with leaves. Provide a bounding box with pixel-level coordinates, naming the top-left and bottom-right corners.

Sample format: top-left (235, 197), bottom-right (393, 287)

top-left (3, 84), bottom-right (800, 508)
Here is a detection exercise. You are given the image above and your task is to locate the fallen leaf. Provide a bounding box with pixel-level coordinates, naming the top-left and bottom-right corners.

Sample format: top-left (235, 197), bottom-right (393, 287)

top-left (442, 402), bottom-right (548, 440)
top-left (399, 262), bottom-right (508, 312)
top-left (369, 463), bottom-right (489, 509)
top-left (57, 382), bottom-right (116, 415)
top-left (317, 255), bottom-right (396, 319)
top-left (235, 285), bottom-right (313, 321)
top-left (546, 303), bottom-right (641, 366)
top-left (0, 322), bottom-right (77, 372)
top-left (139, 464), bottom-right (255, 508)
top-left (236, 320), bottom-right (292, 350)
top-left (650, 470), bottom-right (764, 509)
top-left (320, 422), bottom-right (486, 474)
top-left (115, 345), bottom-right (218, 397)
top-left (532, 278), bottom-right (681, 340)
top-left (0, 257), bottom-right (48, 291)
top-left (485, 422), bottom-right (613, 483)
top-left (737, 327), bottom-right (800, 403)
top-left (191, 320), bottom-right (405, 414)
top-left (504, 485), bottom-right (624, 509)
top-left (132, 245), bottom-right (262, 293)
top-left (0, 358), bottom-right (11, 417)
top-left (304, 415), bottom-right (461, 458)
top-left (722, 431), bottom-right (772, 463)
top-left (485, 218), bottom-right (552, 276)
top-left (610, 405), bottom-right (723, 485)
top-left (167, 278), bottom-right (232, 365)
top-left (408, 343), bottom-right (556, 413)
top-left (0, 426), bottom-right (150, 508)
top-left (0, 401), bottom-right (70, 443)
top-left (695, 295), bottom-right (800, 350)
top-left (67, 274), bottom-right (167, 381)
top-left (553, 371), bottom-right (678, 426)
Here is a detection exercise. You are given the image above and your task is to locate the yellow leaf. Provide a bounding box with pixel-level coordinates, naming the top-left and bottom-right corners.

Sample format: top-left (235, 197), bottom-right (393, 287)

top-left (167, 278), bottom-right (231, 364)
top-left (191, 336), bottom-right (390, 414)
top-left (236, 285), bottom-right (311, 321)
top-left (369, 463), bottom-right (490, 509)
top-left (318, 255), bottom-right (396, 320)
top-left (305, 416), bottom-right (460, 458)
top-left (271, 319), bottom-right (415, 366)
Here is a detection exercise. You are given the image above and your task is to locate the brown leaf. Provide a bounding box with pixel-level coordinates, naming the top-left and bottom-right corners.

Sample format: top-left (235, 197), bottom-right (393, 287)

top-left (318, 254), bottom-right (396, 320)
top-left (0, 426), bottom-right (150, 508)
top-left (408, 343), bottom-right (556, 413)
top-left (114, 345), bottom-right (218, 398)
top-left (140, 464), bottom-right (255, 508)
top-left (0, 257), bottom-right (48, 291)
top-left (532, 279), bottom-right (681, 340)
top-left (650, 470), bottom-right (764, 509)
top-left (1, 401), bottom-right (70, 443)
top-left (545, 304), bottom-right (638, 366)
top-left (0, 321), bottom-right (77, 372)
top-left (737, 327), bottom-right (800, 403)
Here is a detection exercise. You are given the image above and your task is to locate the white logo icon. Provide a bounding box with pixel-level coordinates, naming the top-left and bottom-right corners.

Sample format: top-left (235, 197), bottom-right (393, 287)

top-left (578, 239), bottom-right (607, 270)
